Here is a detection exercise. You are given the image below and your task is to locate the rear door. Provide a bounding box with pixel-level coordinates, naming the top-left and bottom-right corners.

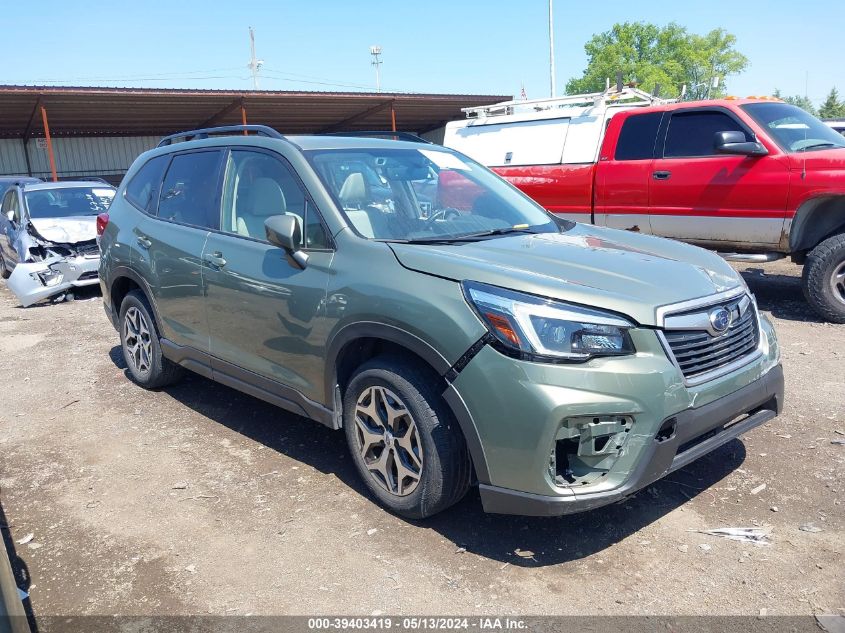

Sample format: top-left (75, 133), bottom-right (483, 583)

top-left (203, 148), bottom-right (335, 404)
top-left (132, 149), bottom-right (224, 354)
top-left (594, 111), bottom-right (663, 232)
top-left (648, 108), bottom-right (789, 248)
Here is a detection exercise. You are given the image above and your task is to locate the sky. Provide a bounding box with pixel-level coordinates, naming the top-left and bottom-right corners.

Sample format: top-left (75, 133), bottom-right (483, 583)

top-left (2, 0), bottom-right (843, 106)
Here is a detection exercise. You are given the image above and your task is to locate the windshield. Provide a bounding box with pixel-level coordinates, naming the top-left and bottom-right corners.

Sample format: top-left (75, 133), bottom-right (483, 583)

top-left (24, 186), bottom-right (115, 219)
top-left (307, 147), bottom-right (559, 242)
top-left (742, 103), bottom-right (845, 153)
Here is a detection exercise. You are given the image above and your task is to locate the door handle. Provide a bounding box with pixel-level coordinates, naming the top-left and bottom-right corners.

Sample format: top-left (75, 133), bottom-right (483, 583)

top-left (136, 235), bottom-right (152, 249)
top-left (652, 170), bottom-right (672, 180)
top-left (204, 252), bottom-right (227, 269)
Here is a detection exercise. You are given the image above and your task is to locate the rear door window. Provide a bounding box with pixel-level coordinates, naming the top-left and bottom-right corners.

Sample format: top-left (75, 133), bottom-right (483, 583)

top-left (663, 111), bottom-right (748, 158)
top-left (614, 112), bottom-right (663, 160)
top-left (125, 155), bottom-right (169, 213)
top-left (157, 151), bottom-right (223, 229)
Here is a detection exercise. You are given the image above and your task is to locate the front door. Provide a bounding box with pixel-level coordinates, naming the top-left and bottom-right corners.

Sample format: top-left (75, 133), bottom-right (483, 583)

top-left (203, 148), bottom-right (335, 404)
top-left (649, 108), bottom-right (790, 249)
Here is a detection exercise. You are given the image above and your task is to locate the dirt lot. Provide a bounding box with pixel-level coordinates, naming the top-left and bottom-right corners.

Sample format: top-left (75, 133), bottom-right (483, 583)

top-left (0, 260), bottom-right (843, 618)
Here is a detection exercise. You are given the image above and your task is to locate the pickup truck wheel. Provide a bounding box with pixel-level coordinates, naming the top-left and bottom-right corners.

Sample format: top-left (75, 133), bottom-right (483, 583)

top-left (119, 290), bottom-right (185, 388)
top-left (343, 356), bottom-right (471, 519)
top-left (0, 252), bottom-right (9, 279)
top-left (803, 233), bottom-right (845, 323)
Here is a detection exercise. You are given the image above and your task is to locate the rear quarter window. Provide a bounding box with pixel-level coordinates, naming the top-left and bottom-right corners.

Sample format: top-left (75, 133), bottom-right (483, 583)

top-left (125, 155), bottom-right (170, 213)
top-left (614, 112), bottom-right (663, 160)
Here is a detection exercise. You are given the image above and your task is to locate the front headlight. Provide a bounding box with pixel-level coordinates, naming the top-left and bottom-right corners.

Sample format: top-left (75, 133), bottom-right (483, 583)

top-left (462, 281), bottom-right (636, 362)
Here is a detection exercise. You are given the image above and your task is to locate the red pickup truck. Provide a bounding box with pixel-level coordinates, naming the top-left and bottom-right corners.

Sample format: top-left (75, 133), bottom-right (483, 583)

top-left (444, 90), bottom-right (845, 322)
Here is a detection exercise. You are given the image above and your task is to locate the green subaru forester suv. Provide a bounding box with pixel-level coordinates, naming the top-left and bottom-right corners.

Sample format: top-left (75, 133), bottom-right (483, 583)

top-left (99, 125), bottom-right (784, 518)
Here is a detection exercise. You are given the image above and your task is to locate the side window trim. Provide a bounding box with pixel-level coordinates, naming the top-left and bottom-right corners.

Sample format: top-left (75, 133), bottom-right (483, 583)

top-left (660, 106), bottom-right (756, 159)
top-left (154, 148), bottom-right (225, 231)
top-left (216, 146), bottom-right (335, 252)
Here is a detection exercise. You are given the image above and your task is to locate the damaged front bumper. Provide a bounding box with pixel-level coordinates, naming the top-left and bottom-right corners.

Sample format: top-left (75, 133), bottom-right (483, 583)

top-left (7, 254), bottom-right (100, 307)
top-left (449, 314), bottom-right (783, 516)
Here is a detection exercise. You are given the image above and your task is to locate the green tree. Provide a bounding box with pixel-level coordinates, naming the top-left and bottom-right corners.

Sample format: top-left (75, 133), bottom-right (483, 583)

top-left (773, 89), bottom-right (818, 116)
top-left (818, 87), bottom-right (845, 119)
top-left (565, 22), bottom-right (748, 100)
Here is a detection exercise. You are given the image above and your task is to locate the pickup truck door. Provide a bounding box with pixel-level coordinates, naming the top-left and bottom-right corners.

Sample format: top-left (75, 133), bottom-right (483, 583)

top-left (593, 111), bottom-right (662, 233)
top-left (648, 108), bottom-right (789, 249)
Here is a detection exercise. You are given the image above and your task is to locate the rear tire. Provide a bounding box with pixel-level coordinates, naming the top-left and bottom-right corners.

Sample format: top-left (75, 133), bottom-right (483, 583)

top-left (119, 290), bottom-right (184, 388)
top-left (802, 233), bottom-right (845, 323)
top-left (0, 252), bottom-right (9, 279)
top-left (343, 356), bottom-right (471, 519)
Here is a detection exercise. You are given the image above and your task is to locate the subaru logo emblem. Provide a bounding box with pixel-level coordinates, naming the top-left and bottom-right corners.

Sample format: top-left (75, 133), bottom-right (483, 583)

top-left (709, 307), bottom-right (732, 334)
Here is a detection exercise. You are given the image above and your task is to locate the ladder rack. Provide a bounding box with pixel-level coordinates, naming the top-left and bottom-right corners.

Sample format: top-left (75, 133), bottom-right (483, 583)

top-left (462, 87), bottom-right (673, 119)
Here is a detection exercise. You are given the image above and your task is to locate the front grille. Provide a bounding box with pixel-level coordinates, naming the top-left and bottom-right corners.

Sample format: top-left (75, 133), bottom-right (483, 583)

top-left (663, 295), bottom-right (760, 382)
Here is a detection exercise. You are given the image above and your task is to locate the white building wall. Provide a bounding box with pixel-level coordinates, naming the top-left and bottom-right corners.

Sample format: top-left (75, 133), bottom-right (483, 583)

top-left (0, 136), bottom-right (158, 183)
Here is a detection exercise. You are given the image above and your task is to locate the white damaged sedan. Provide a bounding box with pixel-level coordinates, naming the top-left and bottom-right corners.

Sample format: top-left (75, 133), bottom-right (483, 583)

top-left (0, 181), bottom-right (115, 306)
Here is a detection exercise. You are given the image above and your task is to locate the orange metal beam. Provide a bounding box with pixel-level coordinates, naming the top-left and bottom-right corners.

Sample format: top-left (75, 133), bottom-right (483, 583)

top-left (390, 101), bottom-right (397, 132)
top-left (40, 105), bottom-right (58, 182)
top-left (241, 103), bottom-right (248, 135)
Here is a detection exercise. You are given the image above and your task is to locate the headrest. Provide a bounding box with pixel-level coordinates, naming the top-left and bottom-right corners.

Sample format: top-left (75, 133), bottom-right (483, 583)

top-left (338, 172), bottom-right (368, 206)
top-left (248, 177), bottom-right (287, 216)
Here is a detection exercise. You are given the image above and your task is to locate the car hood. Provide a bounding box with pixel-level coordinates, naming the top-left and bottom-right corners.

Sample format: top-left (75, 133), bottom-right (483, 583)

top-left (28, 217), bottom-right (96, 244)
top-left (389, 224), bottom-right (743, 326)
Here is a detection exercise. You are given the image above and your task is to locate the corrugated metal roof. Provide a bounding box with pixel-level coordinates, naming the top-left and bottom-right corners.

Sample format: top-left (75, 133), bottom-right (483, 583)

top-left (0, 85), bottom-right (509, 138)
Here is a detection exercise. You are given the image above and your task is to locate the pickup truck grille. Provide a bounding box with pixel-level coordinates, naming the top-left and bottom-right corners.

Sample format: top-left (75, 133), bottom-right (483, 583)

top-left (663, 295), bottom-right (760, 382)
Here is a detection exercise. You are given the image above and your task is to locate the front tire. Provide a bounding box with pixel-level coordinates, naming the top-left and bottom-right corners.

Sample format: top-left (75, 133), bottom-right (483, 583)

top-left (343, 356), bottom-right (471, 519)
top-left (803, 233), bottom-right (845, 323)
top-left (119, 290), bottom-right (184, 388)
top-left (0, 252), bottom-right (10, 279)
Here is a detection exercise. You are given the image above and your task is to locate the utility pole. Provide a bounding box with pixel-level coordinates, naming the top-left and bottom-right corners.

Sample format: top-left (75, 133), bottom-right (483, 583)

top-left (370, 46), bottom-right (383, 92)
top-left (247, 27), bottom-right (264, 90)
top-left (548, 0), bottom-right (556, 97)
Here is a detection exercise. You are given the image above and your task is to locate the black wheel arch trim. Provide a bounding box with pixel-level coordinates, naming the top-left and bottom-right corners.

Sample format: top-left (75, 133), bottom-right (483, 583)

top-left (325, 320), bottom-right (491, 485)
top-left (107, 265), bottom-right (165, 334)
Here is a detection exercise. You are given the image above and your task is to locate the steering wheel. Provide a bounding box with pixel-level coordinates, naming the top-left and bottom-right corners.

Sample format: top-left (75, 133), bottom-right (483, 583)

top-left (424, 207), bottom-right (461, 226)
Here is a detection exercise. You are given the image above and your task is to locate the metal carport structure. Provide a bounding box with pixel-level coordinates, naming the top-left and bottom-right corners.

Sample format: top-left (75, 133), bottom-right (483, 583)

top-left (0, 86), bottom-right (509, 182)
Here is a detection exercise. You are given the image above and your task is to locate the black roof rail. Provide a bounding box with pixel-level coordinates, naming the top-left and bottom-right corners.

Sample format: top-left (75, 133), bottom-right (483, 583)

top-left (157, 125), bottom-right (284, 148)
top-left (320, 131), bottom-right (433, 144)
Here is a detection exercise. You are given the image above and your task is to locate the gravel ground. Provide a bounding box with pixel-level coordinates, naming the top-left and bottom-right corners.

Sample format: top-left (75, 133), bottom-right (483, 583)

top-left (0, 260), bottom-right (842, 618)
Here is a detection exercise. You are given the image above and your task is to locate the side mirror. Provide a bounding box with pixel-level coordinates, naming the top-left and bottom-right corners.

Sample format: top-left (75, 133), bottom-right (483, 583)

top-left (4, 210), bottom-right (13, 222)
top-left (265, 214), bottom-right (308, 269)
top-left (714, 130), bottom-right (768, 156)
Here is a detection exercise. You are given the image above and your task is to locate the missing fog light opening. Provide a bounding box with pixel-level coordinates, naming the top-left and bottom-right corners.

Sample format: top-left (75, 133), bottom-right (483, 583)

top-left (32, 269), bottom-right (64, 287)
top-left (553, 415), bottom-right (634, 487)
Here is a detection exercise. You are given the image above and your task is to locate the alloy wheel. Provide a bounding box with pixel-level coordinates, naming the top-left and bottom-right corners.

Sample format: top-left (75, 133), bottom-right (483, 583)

top-left (831, 261), bottom-right (845, 307)
top-left (354, 386), bottom-right (424, 497)
top-left (123, 306), bottom-right (153, 378)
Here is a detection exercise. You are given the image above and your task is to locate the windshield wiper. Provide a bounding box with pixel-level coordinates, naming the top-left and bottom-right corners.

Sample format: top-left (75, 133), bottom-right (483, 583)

top-left (405, 226), bottom-right (539, 244)
top-left (798, 142), bottom-right (843, 152)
